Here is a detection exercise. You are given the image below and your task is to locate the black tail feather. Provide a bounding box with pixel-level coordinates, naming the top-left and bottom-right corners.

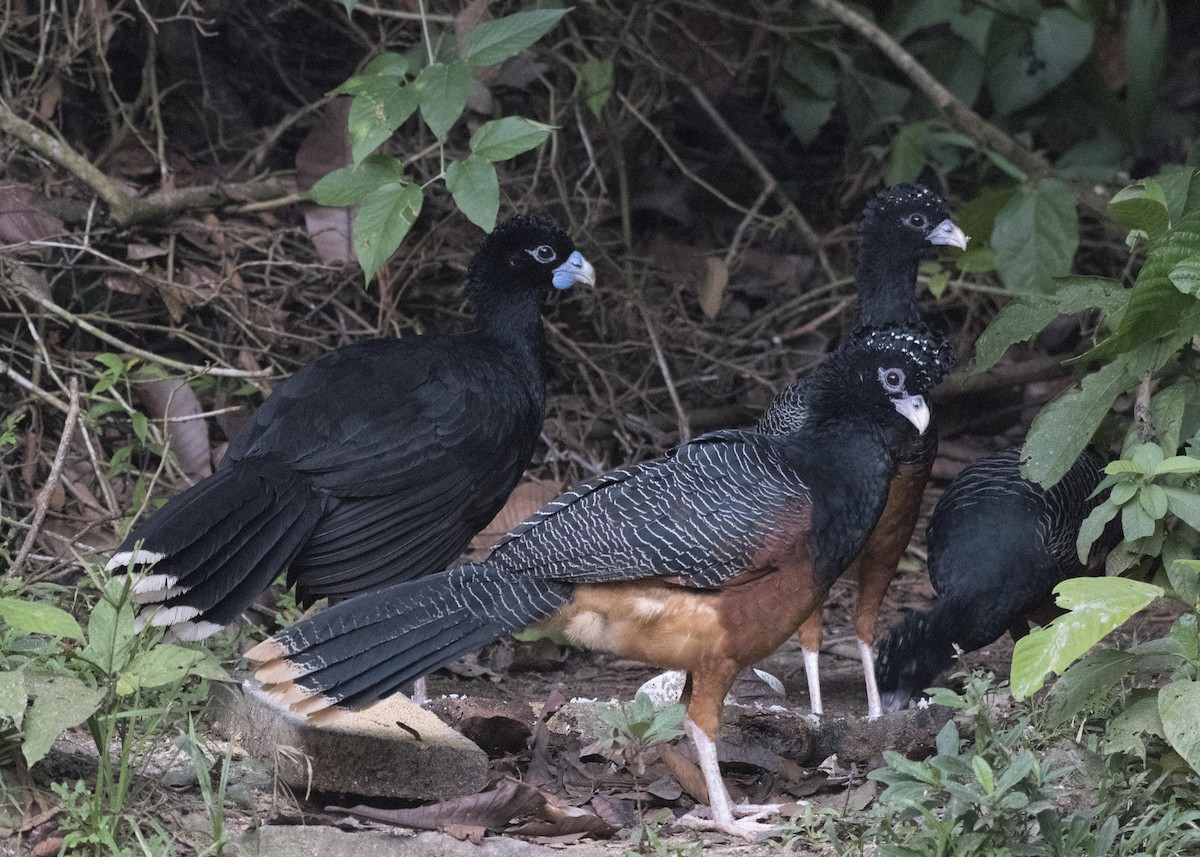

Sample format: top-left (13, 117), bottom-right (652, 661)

top-left (258, 563), bottom-right (572, 710)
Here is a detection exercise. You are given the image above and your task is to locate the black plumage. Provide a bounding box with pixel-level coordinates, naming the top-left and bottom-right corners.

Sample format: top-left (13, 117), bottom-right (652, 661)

top-left (249, 323), bottom-right (954, 838)
top-left (875, 446), bottom-right (1121, 712)
top-left (107, 214), bottom-right (595, 639)
top-left (755, 184), bottom-right (966, 718)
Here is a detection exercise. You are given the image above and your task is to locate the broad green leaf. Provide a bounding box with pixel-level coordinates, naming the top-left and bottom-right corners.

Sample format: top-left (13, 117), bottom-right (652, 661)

top-left (1082, 205), bottom-right (1200, 361)
top-left (992, 178), bottom-right (1079, 294)
top-left (1010, 576), bottom-right (1163, 699)
top-left (1168, 559), bottom-right (1200, 607)
top-left (116, 645), bottom-right (229, 695)
top-left (1156, 165), bottom-right (1200, 221)
top-left (1168, 255), bottom-right (1200, 296)
top-left (469, 117), bottom-right (553, 161)
top-left (82, 586), bottom-right (136, 676)
top-left (1159, 679), bottom-right (1200, 773)
top-left (884, 122), bottom-right (928, 185)
top-left (22, 673), bottom-right (105, 766)
top-left (1110, 480), bottom-right (1137, 506)
top-left (1076, 499), bottom-right (1119, 563)
top-left (1131, 441), bottom-right (1164, 473)
top-left (1147, 384), bottom-right (1187, 455)
top-left (986, 9), bottom-right (1094, 114)
top-left (347, 78), bottom-right (419, 164)
top-left (1022, 346), bottom-right (1152, 487)
top-left (971, 276), bottom-right (1124, 372)
top-left (935, 718), bottom-right (959, 756)
top-left (309, 155), bottom-right (408, 207)
top-left (1102, 692), bottom-right (1163, 756)
top-left (353, 182), bottom-right (424, 282)
top-left (331, 52), bottom-right (410, 95)
top-left (1164, 487), bottom-right (1200, 532)
top-left (445, 155), bottom-right (499, 232)
top-left (1124, 0), bottom-right (1167, 142)
top-left (1109, 181), bottom-right (1169, 244)
top-left (0, 598), bottom-right (83, 641)
top-left (414, 61), bottom-right (471, 140)
top-left (1045, 649), bottom-right (1141, 727)
top-left (1154, 456), bottom-right (1200, 476)
top-left (777, 83), bottom-right (836, 147)
top-left (577, 57), bottom-right (613, 119)
top-left (1122, 500), bottom-right (1156, 540)
top-left (994, 751), bottom-right (1036, 797)
top-left (0, 671), bottom-right (27, 729)
top-left (839, 70), bottom-right (911, 142)
top-left (463, 8), bottom-right (571, 68)
top-left (1139, 483), bottom-right (1169, 519)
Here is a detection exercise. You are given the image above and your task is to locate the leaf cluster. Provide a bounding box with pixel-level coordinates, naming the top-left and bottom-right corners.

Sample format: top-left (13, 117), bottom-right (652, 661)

top-left (309, 6), bottom-right (570, 281)
top-left (594, 692), bottom-right (687, 777)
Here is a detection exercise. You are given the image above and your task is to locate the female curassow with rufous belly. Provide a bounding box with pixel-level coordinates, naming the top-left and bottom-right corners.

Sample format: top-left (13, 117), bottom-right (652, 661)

top-left (756, 184), bottom-right (967, 719)
top-left (247, 323), bottom-right (954, 839)
top-left (875, 446), bottom-right (1121, 712)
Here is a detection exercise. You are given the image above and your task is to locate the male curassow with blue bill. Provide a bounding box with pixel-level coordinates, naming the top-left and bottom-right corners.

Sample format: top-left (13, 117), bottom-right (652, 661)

top-left (107, 215), bottom-right (595, 642)
top-left (247, 323), bottom-right (954, 839)
top-left (756, 184), bottom-right (967, 719)
top-left (875, 446), bottom-right (1121, 712)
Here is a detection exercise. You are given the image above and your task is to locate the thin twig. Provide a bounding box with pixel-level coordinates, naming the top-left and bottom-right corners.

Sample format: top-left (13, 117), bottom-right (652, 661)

top-left (639, 305), bottom-right (690, 443)
top-left (9, 377), bottom-right (81, 579)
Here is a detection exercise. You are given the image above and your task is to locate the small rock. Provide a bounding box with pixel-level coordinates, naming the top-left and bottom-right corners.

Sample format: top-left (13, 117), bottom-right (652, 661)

top-left (208, 680), bottom-right (487, 800)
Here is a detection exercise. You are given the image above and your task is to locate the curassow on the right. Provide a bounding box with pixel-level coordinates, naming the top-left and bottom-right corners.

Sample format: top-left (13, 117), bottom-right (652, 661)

top-left (875, 446), bottom-right (1122, 712)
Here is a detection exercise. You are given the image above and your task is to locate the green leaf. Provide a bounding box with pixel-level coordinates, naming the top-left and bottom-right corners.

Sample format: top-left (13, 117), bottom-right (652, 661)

top-left (971, 756), bottom-right (995, 795)
top-left (1124, 0), bottom-right (1168, 141)
top-left (1076, 499), bottom-right (1120, 563)
top-left (469, 116), bottom-right (554, 161)
top-left (1010, 576), bottom-right (1163, 699)
top-left (116, 645), bottom-right (229, 695)
top-left (971, 276), bottom-right (1124, 372)
top-left (934, 718), bottom-right (959, 756)
top-left (992, 179), bottom-right (1079, 294)
top-left (1155, 456), bottom-right (1200, 476)
top-left (1139, 483), bottom-right (1169, 520)
top-left (445, 155), bottom-right (499, 232)
top-left (986, 9), bottom-right (1094, 114)
top-left (414, 61), bottom-right (471, 140)
top-left (1121, 499), bottom-right (1156, 540)
top-left (309, 155), bottom-right (408, 207)
top-left (347, 78), bottom-right (419, 164)
top-left (463, 8), bottom-right (571, 68)
top-left (0, 671), bottom-right (27, 729)
top-left (331, 52), bottom-right (411, 95)
top-left (1147, 385), bottom-right (1187, 455)
top-left (1108, 181), bottom-right (1169, 244)
top-left (1022, 346), bottom-right (1151, 487)
top-left (353, 182), bottom-right (424, 282)
top-left (1168, 255), bottom-right (1200, 296)
top-left (1045, 649), bottom-right (1141, 727)
top-left (0, 598), bottom-right (84, 641)
top-left (884, 122), bottom-right (929, 185)
top-left (22, 673), bottom-right (105, 766)
top-left (81, 583), bottom-right (136, 676)
top-left (1159, 679), bottom-right (1200, 773)
top-left (1165, 487), bottom-right (1200, 532)
top-left (577, 56), bottom-right (613, 119)
top-left (1082, 204), bottom-right (1200, 361)
top-left (1167, 559), bottom-right (1200, 608)
top-left (1109, 480), bottom-right (1137, 506)
top-left (1102, 692), bottom-right (1163, 757)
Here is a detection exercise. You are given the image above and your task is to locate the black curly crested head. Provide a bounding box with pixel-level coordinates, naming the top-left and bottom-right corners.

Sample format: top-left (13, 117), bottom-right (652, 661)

top-left (466, 214), bottom-right (593, 306)
top-left (855, 185), bottom-right (968, 329)
top-left (806, 322), bottom-right (954, 441)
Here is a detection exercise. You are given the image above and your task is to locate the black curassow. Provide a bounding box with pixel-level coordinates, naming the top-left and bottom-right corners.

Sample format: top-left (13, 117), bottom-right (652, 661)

top-left (755, 184), bottom-right (967, 719)
top-left (875, 446), bottom-right (1121, 712)
top-left (248, 323), bottom-right (954, 839)
top-left (107, 214), bottom-right (595, 641)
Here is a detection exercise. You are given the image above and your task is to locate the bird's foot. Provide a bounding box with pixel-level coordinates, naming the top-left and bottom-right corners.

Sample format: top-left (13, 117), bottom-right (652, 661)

top-left (674, 803), bottom-right (782, 840)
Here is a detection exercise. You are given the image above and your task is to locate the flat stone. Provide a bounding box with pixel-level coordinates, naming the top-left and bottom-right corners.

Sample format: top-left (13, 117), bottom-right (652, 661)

top-left (240, 826), bottom-right (615, 857)
top-left (209, 679), bottom-right (487, 800)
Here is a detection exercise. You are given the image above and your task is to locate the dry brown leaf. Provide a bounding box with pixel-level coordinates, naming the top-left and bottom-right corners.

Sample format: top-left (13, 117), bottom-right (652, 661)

top-left (126, 243), bottom-right (168, 261)
top-left (658, 742), bottom-right (709, 804)
top-left (303, 206), bottom-right (355, 267)
top-left (697, 257), bottom-right (729, 319)
top-left (134, 376), bottom-right (213, 480)
top-left (0, 184), bottom-right (64, 246)
top-left (296, 98), bottom-right (351, 191)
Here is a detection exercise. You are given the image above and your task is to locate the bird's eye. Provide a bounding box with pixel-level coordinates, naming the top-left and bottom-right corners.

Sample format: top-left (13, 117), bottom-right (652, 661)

top-left (905, 213), bottom-right (927, 229)
top-left (528, 245), bottom-right (557, 264)
top-left (879, 367), bottom-right (905, 392)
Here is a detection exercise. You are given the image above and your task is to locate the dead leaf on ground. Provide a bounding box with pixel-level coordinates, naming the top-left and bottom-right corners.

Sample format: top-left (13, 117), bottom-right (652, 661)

top-left (134, 375), bottom-right (213, 480)
top-left (697, 257), bottom-right (728, 319)
top-left (0, 184), bottom-right (64, 247)
top-left (658, 742), bottom-right (708, 804)
top-left (296, 98), bottom-right (355, 266)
